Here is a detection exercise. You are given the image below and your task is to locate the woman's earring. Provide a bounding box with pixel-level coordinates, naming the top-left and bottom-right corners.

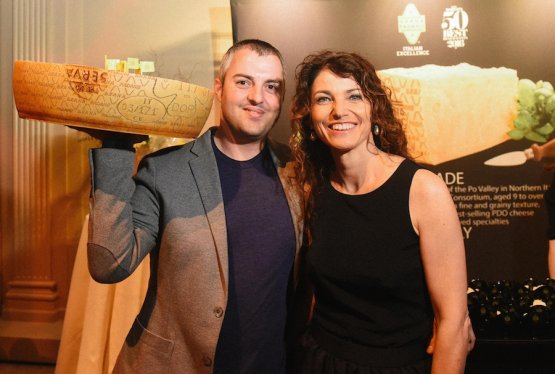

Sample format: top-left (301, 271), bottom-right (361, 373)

top-left (372, 123), bottom-right (381, 136)
top-left (309, 130), bottom-right (317, 141)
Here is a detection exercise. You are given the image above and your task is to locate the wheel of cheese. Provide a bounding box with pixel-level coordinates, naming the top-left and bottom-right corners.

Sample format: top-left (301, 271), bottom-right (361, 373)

top-left (13, 60), bottom-right (214, 138)
top-left (378, 63), bottom-right (518, 165)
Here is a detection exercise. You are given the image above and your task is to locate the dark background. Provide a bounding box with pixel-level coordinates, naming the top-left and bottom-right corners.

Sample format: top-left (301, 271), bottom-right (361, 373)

top-left (232, 0), bottom-right (555, 280)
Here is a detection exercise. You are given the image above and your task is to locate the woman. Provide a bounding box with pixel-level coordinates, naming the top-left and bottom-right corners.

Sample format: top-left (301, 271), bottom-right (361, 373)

top-left (289, 50), bottom-right (470, 373)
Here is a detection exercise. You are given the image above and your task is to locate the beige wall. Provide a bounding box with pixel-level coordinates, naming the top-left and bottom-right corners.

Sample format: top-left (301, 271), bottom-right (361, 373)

top-left (0, 0), bottom-right (231, 363)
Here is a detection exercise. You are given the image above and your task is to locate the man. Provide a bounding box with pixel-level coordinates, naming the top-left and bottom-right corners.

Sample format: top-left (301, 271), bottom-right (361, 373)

top-left (87, 39), bottom-right (303, 373)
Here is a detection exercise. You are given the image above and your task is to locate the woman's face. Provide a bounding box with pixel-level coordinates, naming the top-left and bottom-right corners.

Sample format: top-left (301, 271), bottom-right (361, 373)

top-left (310, 69), bottom-right (373, 154)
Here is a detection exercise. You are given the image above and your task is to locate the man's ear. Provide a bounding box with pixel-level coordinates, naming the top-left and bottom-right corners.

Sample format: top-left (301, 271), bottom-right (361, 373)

top-left (214, 78), bottom-right (223, 102)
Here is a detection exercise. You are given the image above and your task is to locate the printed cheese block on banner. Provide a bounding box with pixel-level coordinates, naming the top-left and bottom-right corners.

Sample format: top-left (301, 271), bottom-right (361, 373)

top-left (378, 63), bottom-right (518, 165)
top-left (13, 61), bottom-right (214, 138)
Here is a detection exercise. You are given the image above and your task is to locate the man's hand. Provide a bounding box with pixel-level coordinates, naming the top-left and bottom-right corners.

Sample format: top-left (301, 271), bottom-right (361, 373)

top-left (72, 127), bottom-right (148, 149)
top-left (426, 319), bottom-right (437, 354)
top-left (465, 314), bottom-right (476, 351)
top-left (426, 312), bottom-right (476, 354)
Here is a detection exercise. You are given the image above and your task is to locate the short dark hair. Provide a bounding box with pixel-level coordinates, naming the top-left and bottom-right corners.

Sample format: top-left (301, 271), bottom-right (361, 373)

top-left (219, 39), bottom-right (285, 82)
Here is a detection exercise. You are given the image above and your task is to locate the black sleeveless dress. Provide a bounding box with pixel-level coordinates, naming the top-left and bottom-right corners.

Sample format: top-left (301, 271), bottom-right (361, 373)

top-left (301, 159), bottom-right (434, 374)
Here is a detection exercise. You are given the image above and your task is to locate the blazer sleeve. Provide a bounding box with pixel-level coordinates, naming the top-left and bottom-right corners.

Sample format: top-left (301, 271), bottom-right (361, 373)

top-left (87, 147), bottom-right (159, 283)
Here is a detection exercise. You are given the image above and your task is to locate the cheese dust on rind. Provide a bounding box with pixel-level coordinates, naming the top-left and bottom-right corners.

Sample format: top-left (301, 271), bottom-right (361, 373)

top-left (378, 63), bottom-right (518, 165)
top-left (12, 60), bottom-right (214, 138)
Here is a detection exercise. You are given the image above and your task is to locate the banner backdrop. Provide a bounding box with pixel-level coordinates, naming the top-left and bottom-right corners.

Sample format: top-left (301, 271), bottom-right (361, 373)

top-left (231, 0), bottom-right (555, 280)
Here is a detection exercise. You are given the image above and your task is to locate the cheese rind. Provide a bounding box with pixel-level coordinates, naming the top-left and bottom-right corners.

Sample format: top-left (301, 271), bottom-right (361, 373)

top-left (13, 61), bottom-right (214, 138)
top-left (378, 63), bottom-right (518, 165)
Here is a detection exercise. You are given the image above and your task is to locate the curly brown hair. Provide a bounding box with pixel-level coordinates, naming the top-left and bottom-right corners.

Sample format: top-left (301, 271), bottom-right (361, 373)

top-left (289, 50), bottom-right (410, 244)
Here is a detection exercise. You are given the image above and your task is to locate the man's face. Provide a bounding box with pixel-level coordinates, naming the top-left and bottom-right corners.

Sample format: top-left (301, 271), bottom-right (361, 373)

top-left (215, 48), bottom-right (284, 144)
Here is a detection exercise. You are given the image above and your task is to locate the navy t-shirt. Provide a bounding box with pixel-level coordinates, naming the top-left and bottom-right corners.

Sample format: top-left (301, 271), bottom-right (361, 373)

top-left (212, 137), bottom-right (296, 374)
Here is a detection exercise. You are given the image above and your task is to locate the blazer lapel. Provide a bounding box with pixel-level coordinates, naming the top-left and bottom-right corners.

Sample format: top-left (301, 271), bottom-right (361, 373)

top-left (189, 130), bottom-right (229, 294)
top-left (268, 139), bottom-right (304, 286)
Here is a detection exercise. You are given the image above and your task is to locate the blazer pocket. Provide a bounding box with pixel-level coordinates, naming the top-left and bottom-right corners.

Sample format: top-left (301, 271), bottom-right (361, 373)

top-left (127, 317), bottom-right (174, 353)
top-left (114, 317), bottom-right (175, 373)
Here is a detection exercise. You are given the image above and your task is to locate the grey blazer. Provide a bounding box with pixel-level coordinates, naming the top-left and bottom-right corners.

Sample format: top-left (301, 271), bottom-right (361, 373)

top-left (87, 128), bottom-right (303, 374)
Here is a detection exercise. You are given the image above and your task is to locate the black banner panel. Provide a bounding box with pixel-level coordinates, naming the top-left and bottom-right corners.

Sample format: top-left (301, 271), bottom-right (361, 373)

top-left (232, 0), bottom-right (555, 280)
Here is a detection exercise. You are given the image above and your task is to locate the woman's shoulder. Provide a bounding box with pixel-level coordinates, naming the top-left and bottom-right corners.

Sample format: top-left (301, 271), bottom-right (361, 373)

top-left (411, 165), bottom-right (451, 199)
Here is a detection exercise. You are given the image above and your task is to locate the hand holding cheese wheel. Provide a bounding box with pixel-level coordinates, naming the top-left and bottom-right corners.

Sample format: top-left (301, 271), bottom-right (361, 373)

top-left (13, 60), bottom-right (214, 138)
